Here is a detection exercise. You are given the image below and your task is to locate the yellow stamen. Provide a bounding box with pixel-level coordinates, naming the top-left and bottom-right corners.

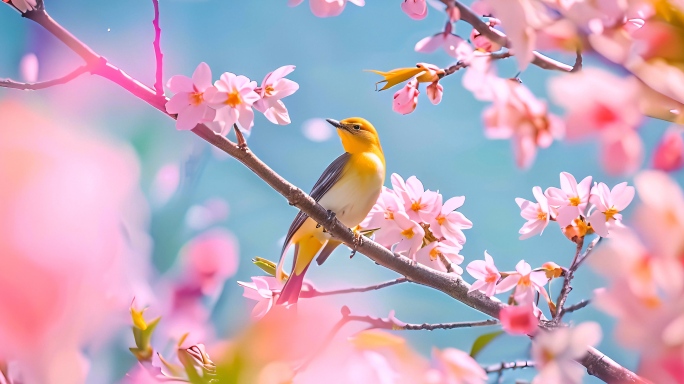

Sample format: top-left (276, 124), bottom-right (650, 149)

top-left (189, 92), bottom-right (203, 106)
top-left (264, 85), bottom-right (275, 97)
top-left (542, 348), bottom-right (555, 364)
top-left (225, 90), bottom-right (242, 108)
top-left (569, 196), bottom-right (581, 206)
top-left (410, 201), bottom-right (422, 212)
top-left (604, 207), bottom-right (619, 221)
top-left (401, 228), bottom-right (415, 239)
top-left (537, 211), bottom-right (548, 221)
top-left (429, 247), bottom-right (440, 261)
top-left (436, 215), bottom-right (445, 225)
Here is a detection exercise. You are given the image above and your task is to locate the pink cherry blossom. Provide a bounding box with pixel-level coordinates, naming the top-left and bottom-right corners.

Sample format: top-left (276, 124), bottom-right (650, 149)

top-left (165, 62), bottom-right (217, 131)
top-left (392, 78), bottom-right (419, 115)
top-left (653, 127), bottom-right (684, 172)
top-left (238, 276), bottom-right (283, 320)
top-left (545, 172), bottom-right (592, 227)
top-left (587, 182), bottom-right (635, 237)
top-left (415, 21), bottom-right (473, 60)
top-left (19, 53), bottom-right (38, 83)
top-left (484, 0), bottom-right (541, 70)
top-left (178, 228), bottom-right (239, 297)
top-left (500, 303), bottom-right (539, 335)
top-left (429, 195), bottom-right (472, 245)
top-left (392, 211), bottom-right (426, 261)
top-left (496, 260), bottom-right (549, 305)
top-left (483, 79), bottom-right (564, 169)
top-left (254, 65), bottom-right (299, 125)
top-left (206, 72), bottom-right (260, 135)
top-left (467, 251), bottom-right (501, 297)
top-left (462, 54), bottom-right (498, 101)
top-left (400, 0), bottom-right (427, 20)
top-left (361, 186), bottom-right (405, 232)
top-left (431, 348), bottom-right (487, 384)
top-left (426, 81), bottom-right (443, 105)
top-left (548, 68), bottom-right (642, 140)
top-left (469, 19), bottom-right (503, 52)
top-left (416, 240), bottom-right (464, 274)
top-left (515, 186), bottom-right (551, 239)
top-left (600, 130), bottom-right (644, 175)
top-left (531, 322), bottom-right (602, 384)
top-left (391, 173), bottom-right (441, 222)
top-left (289, 0), bottom-right (365, 18)
top-left (4, 0), bottom-right (36, 13)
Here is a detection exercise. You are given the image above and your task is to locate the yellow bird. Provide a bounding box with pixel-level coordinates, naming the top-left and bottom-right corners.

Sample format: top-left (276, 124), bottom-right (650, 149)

top-left (276, 117), bottom-right (386, 305)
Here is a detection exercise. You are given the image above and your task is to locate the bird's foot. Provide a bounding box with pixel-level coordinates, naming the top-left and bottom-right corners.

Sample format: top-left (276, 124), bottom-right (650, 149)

top-left (321, 210), bottom-right (336, 233)
top-left (349, 226), bottom-right (363, 258)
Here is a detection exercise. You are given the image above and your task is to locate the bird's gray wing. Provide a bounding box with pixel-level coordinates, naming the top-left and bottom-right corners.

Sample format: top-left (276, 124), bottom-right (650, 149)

top-left (279, 152), bottom-right (351, 258)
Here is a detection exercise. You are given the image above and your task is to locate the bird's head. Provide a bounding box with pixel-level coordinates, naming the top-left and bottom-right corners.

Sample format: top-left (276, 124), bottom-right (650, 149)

top-left (326, 117), bottom-right (382, 154)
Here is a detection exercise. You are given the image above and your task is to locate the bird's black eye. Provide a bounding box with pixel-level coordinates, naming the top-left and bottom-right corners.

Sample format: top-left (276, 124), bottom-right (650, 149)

top-left (353, 124), bottom-right (361, 130)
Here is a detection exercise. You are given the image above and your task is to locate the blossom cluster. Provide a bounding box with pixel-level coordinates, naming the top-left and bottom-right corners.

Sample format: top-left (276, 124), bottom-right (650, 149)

top-left (361, 173), bottom-right (473, 274)
top-left (589, 171), bottom-right (684, 384)
top-left (516, 172), bottom-right (635, 239)
top-left (165, 62), bottom-right (298, 135)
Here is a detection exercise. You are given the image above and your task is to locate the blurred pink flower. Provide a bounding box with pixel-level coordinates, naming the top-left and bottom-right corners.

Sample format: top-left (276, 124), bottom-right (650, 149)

top-left (549, 69), bottom-right (641, 139)
top-left (150, 163), bottom-right (180, 206)
top-left (416, 240), bottom-right (464, 274)
top-left (391, 173), bottom-right (441, 222)
top-left (289, 0), bottom-right (365, 18)
top-left (4, 0), bottom-right (36, 13)
top-left (484, 79), bottom-right (564, 169)
top-left (496, 260), bottom-right (549, 305)
top-left (19, 53), bottom-right (38, 83)
top-left (179, 228), bottom-right (239, 297)
top-left (238, 276), bottom-right (283, 320)
top-left (600, 130), bottom-right (644, 175)
top-left (500, 303), bottom-right (538, 335)
top-left (254, 65), bottom-right (299, 125)
top-left (515, 186), bottom-right (551, 239)
top-left (545, 172), bottom-right (592, 227)
top-left (467, 251), bottom-right (501, 297)
top-left (587, 182), bottom-right (635, 237)
top-left (206, 72), bottom-right (260, 135)
top-left (392, 78), bottom-right (419, 114)
top-left (429, 195), bottom-right (472, 245)
top-left (0, 101), bottom-right (145, 384)
top-left (462, 54), bottom-right (498, 101)
top-left (484, 0), bottom-right (540, 70)
top-left (653, 127), bottom-right (684, 172)
top-left (415, 21), bottom-right (472, 60)
top-left (469, 18), bottom-right (503, 52)
top-left (431, 347), bottom-right (487, 384)
top-left (400, 0), bottom-right (427, 20)
top-left (165, 62), bottom-right (217, 131)
top-left (531, 322), bottom-right (602, 384)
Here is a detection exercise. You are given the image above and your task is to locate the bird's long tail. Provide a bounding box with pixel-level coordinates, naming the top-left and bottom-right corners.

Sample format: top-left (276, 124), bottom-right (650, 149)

top-left (277, 236), bottom-right (325, 306)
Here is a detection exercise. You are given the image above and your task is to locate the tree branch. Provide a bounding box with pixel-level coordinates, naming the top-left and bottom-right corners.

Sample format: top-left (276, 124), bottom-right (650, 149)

top-left (564, 299), bottom-right (591, 314)
top-left (554, 237), bottom-right (601, 323)
top-left (151, 0), bottom-right (163, 96)
top-left (0, 63), bottom-right (91, 90)
top-left (300, 277), bottom-right (409, 298)
top-left (451, 0), bottom-right (574, 72)
top-left (8, 8), bottom-right (648, 384)
top-left (484, 360), bottom-right (535, 374)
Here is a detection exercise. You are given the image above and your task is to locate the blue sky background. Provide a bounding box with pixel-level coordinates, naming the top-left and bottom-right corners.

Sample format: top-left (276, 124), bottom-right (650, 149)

top-left (1, 1), bottom-right (676, 382)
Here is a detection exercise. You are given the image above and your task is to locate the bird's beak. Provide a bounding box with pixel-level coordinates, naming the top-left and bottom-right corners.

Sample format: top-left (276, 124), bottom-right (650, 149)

top-left (326, 118), bottom-right (343, 129)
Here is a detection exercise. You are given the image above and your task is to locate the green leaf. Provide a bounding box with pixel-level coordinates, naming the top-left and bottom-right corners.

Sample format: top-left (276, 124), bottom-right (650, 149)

top-left (469, 330), bottom-right (504, 358)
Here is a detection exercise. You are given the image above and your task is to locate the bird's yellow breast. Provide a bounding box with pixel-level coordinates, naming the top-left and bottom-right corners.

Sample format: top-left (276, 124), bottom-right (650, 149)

top-left (317, 151), bottom-right (385, 232)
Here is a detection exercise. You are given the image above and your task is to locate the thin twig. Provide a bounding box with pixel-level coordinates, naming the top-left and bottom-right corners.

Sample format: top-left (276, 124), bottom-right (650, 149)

top-left (564, 299), bottom-right (591, 314)
top-left (5, 8), bottom-right (649, 384)
top-left (151, 0), bottom-right (164, 96)
top-left (0, 64), bottom-right (91, 90)
top-left (553, 237), bottom-right (584, 325)
top-left (300, 277), bottom-right (408, 298)
top-left (571, 49), bottom-right (583, 72)
top-left (484, 360), bottom-right (535, 374)
top-left (233, 123), bottom-right (248, 149)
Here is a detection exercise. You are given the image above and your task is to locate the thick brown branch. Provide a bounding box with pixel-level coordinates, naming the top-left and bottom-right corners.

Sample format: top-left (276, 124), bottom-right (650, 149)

top-left (14, 8), bottom-right (647, 384)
